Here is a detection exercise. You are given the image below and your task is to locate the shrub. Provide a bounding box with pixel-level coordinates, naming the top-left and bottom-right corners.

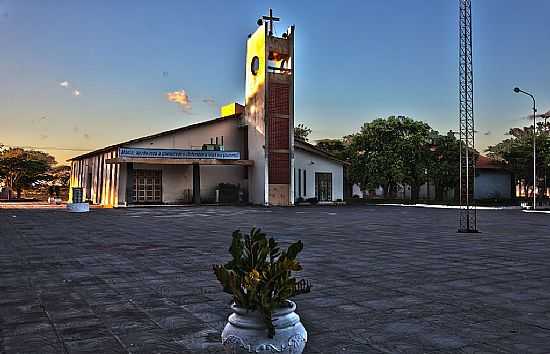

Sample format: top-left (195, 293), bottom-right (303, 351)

top-left (306, 197), bottom-right (318, 204)
top-left (217, 183), bottom-right (240, 203)
top-left (213, 228), bottom-right (311, 337)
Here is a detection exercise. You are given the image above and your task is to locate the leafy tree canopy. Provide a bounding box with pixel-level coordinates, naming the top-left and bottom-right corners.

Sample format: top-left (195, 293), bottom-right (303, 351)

top-left (0, 148), bottom-right (57, 198)
top-left (486, 122), bottom-right (550, 195)
top-left (48, 165), bottom-right (71, 187)
top-left (315, 138), bottom-right (349, 161)
top-left (427, 130), bottom-right (461, 200)
top-left (294, 123), bottom-right (312, 141)
top-left (345, 116), bottom-right (464, 201)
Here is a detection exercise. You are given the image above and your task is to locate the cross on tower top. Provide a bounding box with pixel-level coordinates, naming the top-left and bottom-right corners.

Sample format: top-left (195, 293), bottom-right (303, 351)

top-left (262, 8), bottom-right (280, 36)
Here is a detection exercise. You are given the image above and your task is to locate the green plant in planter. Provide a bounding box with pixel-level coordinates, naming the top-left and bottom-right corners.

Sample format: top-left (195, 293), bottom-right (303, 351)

top-left (213, 228), bottom-right (311, 338)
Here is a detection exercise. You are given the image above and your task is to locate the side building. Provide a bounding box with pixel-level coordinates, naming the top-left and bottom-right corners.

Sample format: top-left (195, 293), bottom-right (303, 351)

top-left (350, 155), bottom-right (513, 201)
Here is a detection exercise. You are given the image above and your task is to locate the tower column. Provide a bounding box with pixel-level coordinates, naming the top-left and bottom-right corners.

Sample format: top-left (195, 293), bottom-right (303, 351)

top-left (193, 163), bottom-right (201, 205)
top-left (244, 9), bottom-right (295, 206)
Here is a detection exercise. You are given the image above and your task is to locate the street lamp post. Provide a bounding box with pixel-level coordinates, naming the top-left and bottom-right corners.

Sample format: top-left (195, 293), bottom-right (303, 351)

top-left (542, 111), bottom-right (550, 199)
top-left (514, 87), bottom-right (537, 209)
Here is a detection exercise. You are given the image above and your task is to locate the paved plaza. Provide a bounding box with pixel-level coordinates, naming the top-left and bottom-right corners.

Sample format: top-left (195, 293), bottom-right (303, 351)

top-left (1, 205), bottom-right (550, 353)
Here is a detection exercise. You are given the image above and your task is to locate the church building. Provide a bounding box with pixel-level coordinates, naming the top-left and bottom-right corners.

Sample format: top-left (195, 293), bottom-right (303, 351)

top-left (68, 11), bottom-right (346, 207)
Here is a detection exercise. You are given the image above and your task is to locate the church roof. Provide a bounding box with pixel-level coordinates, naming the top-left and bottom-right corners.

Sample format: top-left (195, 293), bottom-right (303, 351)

top-left (476, 155), bottom-right (508, 170)
top-left (68, 114), bottom-right (242, 161)
top-left (294, 137), bottom-right (349, 165)
top-left (69, 113), bottom-right (347, 166)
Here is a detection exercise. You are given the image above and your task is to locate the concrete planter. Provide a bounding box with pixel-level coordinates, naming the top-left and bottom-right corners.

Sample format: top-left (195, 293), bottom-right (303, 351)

top-left (48, 197), bottom-right (63, 205)
top-left (221, 300), bottom-right (307, 354)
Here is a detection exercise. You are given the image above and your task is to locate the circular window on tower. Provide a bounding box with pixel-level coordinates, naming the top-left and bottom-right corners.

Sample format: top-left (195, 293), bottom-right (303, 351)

top-left (251, 56), bottom-right (260, 75)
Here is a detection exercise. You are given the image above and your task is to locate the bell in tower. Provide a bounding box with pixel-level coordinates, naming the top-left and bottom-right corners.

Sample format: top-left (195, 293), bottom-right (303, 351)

top-left (244, 9), bottom-right (295, 206)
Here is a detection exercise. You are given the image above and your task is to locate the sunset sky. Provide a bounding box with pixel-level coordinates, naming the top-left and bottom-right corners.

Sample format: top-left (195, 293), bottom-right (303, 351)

top-left (1, 0), bottom-right (549, 164)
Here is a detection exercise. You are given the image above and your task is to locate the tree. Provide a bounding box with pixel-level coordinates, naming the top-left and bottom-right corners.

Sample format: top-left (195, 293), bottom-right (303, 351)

top-left (397, 118), bottom-right (433, 201)
top-left (0, 148), bottom-right (56, 198)
top-left (294, 124), bottom-right (312, 141)
top-left (315, 138), bottom-right (349, 161)
top-left (48, 165), bottom-right (71, 187)
top-left (347, 116), bottom-right (459, 202)
top-left (0, 143), bottom-right (4, 180)
top-left (428, 131), bottom-right (461, 201)
top-left (487, 122), bottom-right (550, 198)
top-left (347, 116), bottom-right (410, 198)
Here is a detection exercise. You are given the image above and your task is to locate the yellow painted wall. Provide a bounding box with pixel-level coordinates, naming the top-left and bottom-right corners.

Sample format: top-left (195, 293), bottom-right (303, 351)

top-left (244, 24), bottom-right (269, 205)
top-left (220, 102), bottom-right (244, 117)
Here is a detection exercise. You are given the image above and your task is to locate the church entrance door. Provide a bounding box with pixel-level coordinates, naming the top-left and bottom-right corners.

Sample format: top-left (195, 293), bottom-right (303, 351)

top-left (133, 169), bottom-right (162, 203)
top-left (315, 172), bottom-right (332, 202)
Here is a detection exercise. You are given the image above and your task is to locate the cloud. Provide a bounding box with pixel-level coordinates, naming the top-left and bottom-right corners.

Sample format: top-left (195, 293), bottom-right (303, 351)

top-left (166, 90), bottom-right (191, 111)
top-left (31, 116), bottom-right (48, 125)
top-left (202, 97), bottom-right (217, 107)
top-left (59, 81), bottom-right (81, 97)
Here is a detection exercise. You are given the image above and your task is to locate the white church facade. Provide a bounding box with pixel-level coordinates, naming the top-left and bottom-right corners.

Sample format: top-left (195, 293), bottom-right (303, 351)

top-left (68, 12), bottom-right (346, 207)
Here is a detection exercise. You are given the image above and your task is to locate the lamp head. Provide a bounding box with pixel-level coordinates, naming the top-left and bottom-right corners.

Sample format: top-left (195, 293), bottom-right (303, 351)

top-left (514, 87), bottom-right (521, 93)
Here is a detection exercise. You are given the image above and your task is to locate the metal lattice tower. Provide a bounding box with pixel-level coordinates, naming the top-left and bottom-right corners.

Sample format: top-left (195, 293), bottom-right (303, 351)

top-left (458, 0), bottom-right (477, 233)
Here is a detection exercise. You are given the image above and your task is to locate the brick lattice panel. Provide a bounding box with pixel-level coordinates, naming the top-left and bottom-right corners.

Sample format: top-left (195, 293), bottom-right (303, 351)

top-left (268, 152), bottom-right (289, 184)
top-left (269, 117), bottom-right (289, 150)
top-left (267, 82), bottom-right (290, 184)
top-left (269, 83), bottom-right (290, 115)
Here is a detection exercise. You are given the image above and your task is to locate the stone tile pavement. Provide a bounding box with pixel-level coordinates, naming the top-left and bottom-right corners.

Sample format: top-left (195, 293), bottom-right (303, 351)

top-left (1, 205), bottom-right (550, 353)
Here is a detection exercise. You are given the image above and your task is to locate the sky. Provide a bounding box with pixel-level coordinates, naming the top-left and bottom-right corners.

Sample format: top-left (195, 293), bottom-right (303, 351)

top-left (1, 0), bottom-right (549, 164)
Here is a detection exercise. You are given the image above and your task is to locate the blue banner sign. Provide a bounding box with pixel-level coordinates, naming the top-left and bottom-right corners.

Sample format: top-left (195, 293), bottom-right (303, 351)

top-left (119, 147), bottom-right (241, 160)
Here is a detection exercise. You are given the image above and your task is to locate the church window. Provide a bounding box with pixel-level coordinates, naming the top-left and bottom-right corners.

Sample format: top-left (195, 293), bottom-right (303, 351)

top-left (303, 169), bottom-right (307, 196)
top-left (298, 169), bottom-right (301, 196)
top-left (294, 168), bottom-right (297, 197)
top-left (251, 56), bottom-right (260, 75)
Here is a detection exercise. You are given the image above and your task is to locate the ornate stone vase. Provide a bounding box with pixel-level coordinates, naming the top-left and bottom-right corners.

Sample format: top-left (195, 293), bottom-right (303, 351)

top-left (221, 300), bottom-right (307, 354)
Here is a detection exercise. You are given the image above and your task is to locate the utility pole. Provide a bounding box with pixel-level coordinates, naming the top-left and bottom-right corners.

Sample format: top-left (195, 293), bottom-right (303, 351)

top-left (458, 0), bottom-right (478, 232)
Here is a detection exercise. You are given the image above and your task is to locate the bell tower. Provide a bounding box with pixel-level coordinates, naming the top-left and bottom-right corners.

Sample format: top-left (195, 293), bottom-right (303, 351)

top-left (245, 9), bottom-right (295, 206)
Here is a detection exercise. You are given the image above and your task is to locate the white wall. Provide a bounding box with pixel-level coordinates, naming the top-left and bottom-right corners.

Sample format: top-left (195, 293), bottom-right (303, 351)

top-left (247, 126), bottom-right (267, 205)
top-left (475, 170), bottom-right (511, 199)
top-left (352, 183), bottom-right (451, 200)
top-left (294, 149), bottom-right (344, 201)
top-left (69, 149), bottom-right (119, 207)
top-left (132, 163), bottom-right (192, 204)
top-left (126, 118), bottom-right (243, 152)
top-left (118, 163), bottom-right (127, 205)
top-left (118, 163), bottom-right (247, 205)
top-left (351, 185), bottom-right (384, 198)
top-left (124, 118), bottom-right (247, 204)
top-left (199, 165), bottom-right (247, 202)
